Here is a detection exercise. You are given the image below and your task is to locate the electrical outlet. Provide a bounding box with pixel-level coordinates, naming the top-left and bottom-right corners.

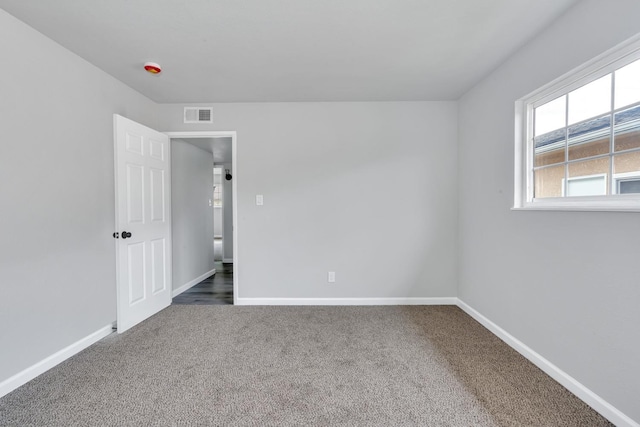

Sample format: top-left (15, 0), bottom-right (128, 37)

top-left (328, 271), bottom-right (336, 283)
top-left (256, 194), bottom-right (264, 206)
top-left (208, 199), bottom-right (212, 207)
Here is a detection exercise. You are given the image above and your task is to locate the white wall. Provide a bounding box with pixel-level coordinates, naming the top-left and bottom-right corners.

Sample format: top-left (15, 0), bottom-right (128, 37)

top-left (222, 163), bottom-right (233, 262)
top-left (457, 0), bottom-right (640, 423)
top-left (158, 102), bottom-right (459, 299)
top-left (0, 9), bottom-right (158, 384)
top-left (171, 140), bottom-right (215, 290)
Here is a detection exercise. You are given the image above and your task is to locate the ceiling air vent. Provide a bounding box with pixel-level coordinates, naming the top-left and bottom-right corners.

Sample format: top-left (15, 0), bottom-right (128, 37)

top-left (184, 107), bottom-right (213, 124)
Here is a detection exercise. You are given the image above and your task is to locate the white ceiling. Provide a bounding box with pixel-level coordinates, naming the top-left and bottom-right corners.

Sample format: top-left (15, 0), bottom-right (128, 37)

top-left (0, 0), bottom-right (578, 103)
top-left (175, 137), bottom-right (233, 164)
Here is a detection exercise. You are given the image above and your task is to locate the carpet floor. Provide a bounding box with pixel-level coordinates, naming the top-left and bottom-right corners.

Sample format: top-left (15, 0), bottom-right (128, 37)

top-left (0, 306), bottom-right (611, 426)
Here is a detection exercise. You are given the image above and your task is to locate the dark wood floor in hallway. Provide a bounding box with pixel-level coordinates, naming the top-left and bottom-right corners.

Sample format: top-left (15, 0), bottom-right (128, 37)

top-left (172, 261), bottom-right (233, 305)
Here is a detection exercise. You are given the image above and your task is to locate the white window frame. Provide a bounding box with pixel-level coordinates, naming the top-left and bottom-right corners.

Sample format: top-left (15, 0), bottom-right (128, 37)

top-left (514, 34), bottom-right (640, 212)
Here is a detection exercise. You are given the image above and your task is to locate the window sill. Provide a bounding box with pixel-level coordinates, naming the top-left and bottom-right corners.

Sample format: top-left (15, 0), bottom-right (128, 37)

top-left (512, 199), bottom-right (640, 212)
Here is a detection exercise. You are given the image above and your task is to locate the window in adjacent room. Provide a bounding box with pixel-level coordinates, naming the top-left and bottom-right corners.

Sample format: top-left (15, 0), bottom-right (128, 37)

top-left (515, 36), bottom-right (640, 211)
top-left (213, 167), bottom-right (223, 207)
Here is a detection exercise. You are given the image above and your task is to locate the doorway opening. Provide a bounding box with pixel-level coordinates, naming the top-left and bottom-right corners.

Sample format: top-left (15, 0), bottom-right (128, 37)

top-left (172, 261), bottom-right (233, 305)
top-left (166, 131), bottom-right (238, 305)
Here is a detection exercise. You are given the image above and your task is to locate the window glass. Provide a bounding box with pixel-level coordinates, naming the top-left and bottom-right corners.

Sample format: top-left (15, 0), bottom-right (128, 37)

top-left (567, 157), bottom-right (610, 196)
top-left (614, 58), bottom-right (640, 109)
top-left (567, 114), bottom-right (610, 161)
top-left (614, 105), bottom-right (640, 152)
top-left (613, 151), bottom-right (640, 195)
top-left (568, 74), bottom-right (611, 125)
top-left (534, 164), bottom-right (564, 198)
top-left (534, 136), bottom-right (565, 167)
top-left (534, 96), bottom-right (567, 168)
top-left (535, 95), bottom-right (566, 136)
top-left (613, 150), bottom-right (640, 176)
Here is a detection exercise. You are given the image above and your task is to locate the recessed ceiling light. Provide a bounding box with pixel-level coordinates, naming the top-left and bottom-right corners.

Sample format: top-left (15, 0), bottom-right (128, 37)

top-left (143, 62), bottom-right (162, 74)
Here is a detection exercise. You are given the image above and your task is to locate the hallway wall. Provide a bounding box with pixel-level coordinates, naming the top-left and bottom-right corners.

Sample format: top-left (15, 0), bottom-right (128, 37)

top-left (171, 140), bottom-right (216, 291)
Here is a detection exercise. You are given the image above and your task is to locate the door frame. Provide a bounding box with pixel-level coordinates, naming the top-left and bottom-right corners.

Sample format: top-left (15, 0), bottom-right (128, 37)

top-left (165, 131), bottom-right (238, 304)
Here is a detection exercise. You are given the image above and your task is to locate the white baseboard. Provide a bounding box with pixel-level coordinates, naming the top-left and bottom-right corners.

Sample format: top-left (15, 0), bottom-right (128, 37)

top-left (0, 323), bottom-right (114, 399)
top-left (172, 268), bottom-right (216, 297)
top-left (236, 297), bottom-right (458, 306)
top-left (457, 299), bottom-right (639, 427)
top-left (222, 258), bottom-right (233, 263)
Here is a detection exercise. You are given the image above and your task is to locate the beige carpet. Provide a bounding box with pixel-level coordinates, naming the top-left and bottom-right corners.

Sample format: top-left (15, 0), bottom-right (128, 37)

top-left (0, 306), bottom-right (611, 426)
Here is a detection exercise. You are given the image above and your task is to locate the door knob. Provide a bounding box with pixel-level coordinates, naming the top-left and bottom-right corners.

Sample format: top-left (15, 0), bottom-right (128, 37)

top-left (121, 231), bottom-right (132, 239)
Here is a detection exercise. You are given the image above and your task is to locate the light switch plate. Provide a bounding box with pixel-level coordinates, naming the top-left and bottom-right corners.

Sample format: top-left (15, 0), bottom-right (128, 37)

top-left (256, 195), bottom-right (264, 206)
top-left (328, 271), bottom-right (336, 283)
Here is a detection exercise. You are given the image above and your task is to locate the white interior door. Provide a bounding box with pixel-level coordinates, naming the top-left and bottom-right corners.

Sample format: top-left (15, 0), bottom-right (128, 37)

top-left (114, 114), bottom-right (172, 333)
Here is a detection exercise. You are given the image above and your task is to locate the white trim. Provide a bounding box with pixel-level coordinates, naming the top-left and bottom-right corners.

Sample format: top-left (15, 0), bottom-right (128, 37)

top-left (514, 100), bottom-right (526, 209)
top-left (613, 171), bottom-right (640, 179)
top-left (165, 131), bottom-right (238, 305)
top-left (232, 137), bottom-right (238, 305)
top-left (236, 297), bottom-right (457, 306)
top-left (172, 268), bottom-right (216, 297)
top-left (524, 33), bottom-right (640, 108)
top-left (457, 299), bottom-right (639, 427)
top-left (515, 33), bottom-right (640, 212)
top-left (165, 131), bottom-right (236, 138)
top-left (0, 323), bottom-right (114, 399)
top-left (512, 197), bottom-right (640, 212)
top-left (222, 258), bottom-right (234, 263)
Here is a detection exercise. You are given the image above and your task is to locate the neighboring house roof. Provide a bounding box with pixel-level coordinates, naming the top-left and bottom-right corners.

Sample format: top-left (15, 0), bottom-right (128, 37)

top-left (534, 104), bottom-right (640, 149)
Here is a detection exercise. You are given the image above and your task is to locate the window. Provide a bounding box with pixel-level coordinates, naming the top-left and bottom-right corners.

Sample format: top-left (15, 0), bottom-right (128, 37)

top-left (213, 168), bottom-right (223, 207)
top-left (615, 172), bottom-right (640, 194)
top-left (563, 174), bottom-right (607, 197)
top-left (515, 36), bottom-right (640, 211)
